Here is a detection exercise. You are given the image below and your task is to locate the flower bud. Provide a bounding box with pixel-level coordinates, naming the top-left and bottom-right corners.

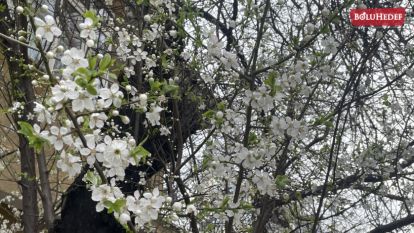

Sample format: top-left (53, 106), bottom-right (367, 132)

top-left (169, 30), bottom-right (177, 38)
top-left (46, 51), bottom-right (54, 59)
top-left (321, 8), bottom-right (330, 17)
top-left (97, 53), bottom-right (103, 59)
top-left (125, 85), bottom-right (132, 91)
top-left (31, 80), bottom-right (38, 85)
top-left (86, 40), bottom-right (94, 47)
top-left (170, 213), bottom-right (179, 221)
top-left (56, 45), bottom-right (64, 53)
top-left (112, 110), bottom-right (119, 116)
top-left (119, 213), bottom-right (130, 224)
top-left (139, 93), bottom-right (147, 102)
top-left (216, 111), bottom-right (224, 119)
top-left (18, 36), bottom-right (26, 42)
top-left (18, 30), bottom-right (26, 36)
top-left (41, 5), bottom-right (48, 11)
top-left (306, 23), bottom-right (315, 34)
top-left (128, 138), bottom-right (136, 146)
top-left (42, 74), bottom-right (50, 80)
top-left (35, 34), bottom-right (42, 41)
top-left (16, 6), bottom-right (24, 14)
top-left (172, 202), bottom-right (182, 211)
top-left (121, 116), bottom-right (130, 124)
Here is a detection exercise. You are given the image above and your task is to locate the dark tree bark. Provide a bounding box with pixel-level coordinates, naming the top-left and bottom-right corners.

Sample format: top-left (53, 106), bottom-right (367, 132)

top-left (0, 1), bottom-right (40, 232)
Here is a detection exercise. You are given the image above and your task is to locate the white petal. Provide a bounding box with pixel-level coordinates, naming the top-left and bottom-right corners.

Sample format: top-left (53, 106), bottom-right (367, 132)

top-left (52, 93), bottom-right (65, 102)
top-left (84, 99), bottom-right (95, 111)
top-left (72, 99), bottom-right (83, 112)
top-left (85, 18), bottom-right (94, 26)
top-left (85, 135), bottom-right (96, 149)
top-left (51, 26), bottom-right (62, 36)
top-left (61, 55), bottom-right (72, 66)
top-left (50, 126), bottom-right (59, 135)
top-left (34, 17), bottom-right (45, 27)
top-left (36, 27), bottom-right (45, 37)
top-left (67, 91), bottom-right (79, 100)
top-left (113, 98), bottom-right (122, 108)
top-left (44, 32), bottom-right (54, 42)
top-left (60, 127), bottom-right (68, 134)
top-left (96, 120), bottom-right (104, 128)
top-left (87, 156), bottom-right (95, 166)
top-left (63, 135), bottom-right (73, 145)
top-left (153, 188), bottom-right (159, 197)
top-left (110, 84), bottom-right (119, 93)
top-left (99, 89), bottom-right (111, 99)
top-left (89, 31), bottom-right (97, 40)
top-left (79, 58), bottom-right (89, 68)
top-left (80, 148), bottom-right (91, 156)
top-left (54, 140), bottom-right (64, 151)
top-left (80, 30), bottom-right (89, 38)
top-left (44, 15), bottom-right (56, 25)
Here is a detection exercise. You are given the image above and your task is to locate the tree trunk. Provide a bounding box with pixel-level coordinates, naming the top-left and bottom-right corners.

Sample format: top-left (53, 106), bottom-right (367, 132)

top-left (0, 1), bottom-right (40, 232)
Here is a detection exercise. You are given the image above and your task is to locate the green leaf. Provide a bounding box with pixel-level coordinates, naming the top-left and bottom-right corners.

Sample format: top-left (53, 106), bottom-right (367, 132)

top-left (162, 84), bottom-right (179, 95)
top-left (86, 85), bottom-right (98, 95)
top-left (104, 198), bottom-right (126, 214)
top-left (312, 113), bottom-right (334, 127)
top-left (201, 154), bottom-right (212, 170)
top-left (275, 175), bottom-right (290, 189)
top-left (264, 71), bottom-right (281, 96)
top-left (219, 196), bottom-right (230, 209)
top-left (217, 102), bottom-right (226, 111)
top-left (108, 73), bottom-right (118, 80)
top-left (89, 56), bottom-right (97, 69)
top-left (75, 77), bottom-right (88, 88)
top-left (161, 53), bottom-right (168, 68)
top-left (320, 25), bottom-right (330, 35)
top-left (18, 121), bottom-right (34, 137)
top-left (382, 94), bottom-right (391, 107)
top-left (135, 0), bottom-right (148, 5)
top-left (149, 80), bottom-right (162, 92)
top-left (75, 67), bottom-right (91, 78)
top-left (0, 4), bottom-right (6, 13)
top-left (203, 110), bottom-right (215, 119)
top-left (85, 171), bottom-right (101, 186)
top-left (83, 10), bottom-right (99, 26)
top-left (130, 138), bottom-right (151, 164)
top-left (17, 121), bottom-right (48, 151)
top-left (99, 54), bottom-right (112, 71)
top-left (248, 132), bottom-right (258, 145)
top-left (135, 145), bottom-right (150, 158)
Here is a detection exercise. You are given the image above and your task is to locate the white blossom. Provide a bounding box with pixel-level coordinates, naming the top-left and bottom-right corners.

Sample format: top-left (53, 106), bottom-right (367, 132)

top-left (56, 150), bottom-right (81, 177)
top-left (145, 105), bottom-right (163, 126)
top-left (72, 90), bottom-right (95, 112)
top-left (99, 83), bottom-right (124, 108)
top-left (33, 102), bottom-right (52, 124)
top-left (34, 15), bottom-right (62, 42)
top-left (61, 48), bottom-right (88, 69)
top-left (47, 126), bottom-right (73, 151)
top-left (79, 18), bottom-right (96, 39)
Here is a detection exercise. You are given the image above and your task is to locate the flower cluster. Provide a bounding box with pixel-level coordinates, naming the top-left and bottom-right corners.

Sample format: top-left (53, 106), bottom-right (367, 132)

top-left (271, 116), bottom-right (308, 139)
